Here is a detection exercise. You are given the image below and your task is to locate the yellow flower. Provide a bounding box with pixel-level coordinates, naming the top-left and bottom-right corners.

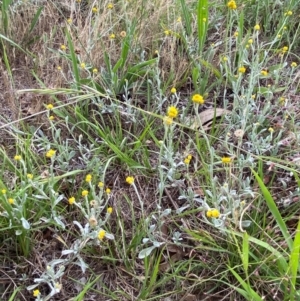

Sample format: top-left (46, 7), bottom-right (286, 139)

top-left (202, 18), bottom-right (207, 22)
top-left (60, 44), bottom-right (66, 51)
top-left (120, 31), bottom-right (127, 38)
top-left (98, 181), bottom-right (104, 188)
top-left (92, 7), bottom-right (98, 13)
top-left (14, 155), bottom-right (22, 161)
top-left (261, 70), bottom-right (268, 76)
top-left (282, 46), bottom-right (288, 54)
top-left (85, 174), bottom-right (92, 183)
top-left (222, 56), bottom-right (228, 62)
top-left (177, 17), bottom-right (181, 23)
top-left (206, 210), bottom-right (212, 218)
top-left (233, 31), bottom-right (238, 37)
top-left (164, 30), bottom-right (171, 36)
top-left (98, 229), bottom-right (106, 241)
top-left (268, 127), bottom-right (274, 133)
top-left (192, 94), bottom-right (204, 104)
top-left (92, 68), bottom-right (98, 74)
top-left (285, 10), bottom-right (293, 16)
top-left (184, 158), bottom-right (191, 164)
top-left (247, 39), bottom-right (253, 44)
top-left (109, 33), bottom-right (116, 39)
top-left (227, 0), bottom-right (237, 10)
top-left (46, 104), bottom-right (54, 110)
top-left (106, 188), bottom-right (111, 194)
top-left (291, 62), bottom-right (297, 67)
top-left (80, 62), bottom-right (86, 69)
top-left (46, 149), bottom-right (56, 158)
top-left (163, 116), bottom-right (173, 125)
top-left (167, 106), bottom-right (178, 119)
top-left (187, 155), bottom-right (192, 160)
top-left (107, 3), bottom-right (114, 9)
top-left (107, 207), bottom-right (113, 214)
top-left (238, 66), bottom-right (246, 73)
top-left (170, 87), bottom-right (177, 94)
top-left (221, 157), bottom-right (232, 164)
top-left (67, 18), bottom-right (72, 24)
top-left (68, 197), bottom-right (75, 205)
top-left (1, 189), bottom-right (6, 194)
top-left (82, 190), bottom-right (88, 197)
top-left (57, 66), bottom-right (61, 71)
top-left (211, 209), bottom-right (220, 218)
top-left (126, 176), bottom-right (135, 185)
top-left (27, 173), bottom-right (33, 179)
top-left (254, 24), bottom-right (260, 31)
top-left (33, 289), bottom-right (40, 297)
top-left (49, 115), bottom-right (55, 120)
top-left (8, 198), bottom-right (14, 204)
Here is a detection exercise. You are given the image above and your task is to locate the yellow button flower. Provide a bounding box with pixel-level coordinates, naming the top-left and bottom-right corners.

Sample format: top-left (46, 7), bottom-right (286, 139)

top-left (68, 197), bottom-right (75, 205)
top-left (33, 289), bottom-right (40, 297)
top-left (107, 207), bottom-right (113, 214)
top-left (221, 157), bottom-right (232, 164)
top-left (98, 229), bottom-right (106, 241)
top-left (192, 94), bottom-right (204, 104)
top-left (46, 104), bottom-right (54, 110)
top-left (46, 149), bottom-right (56, 158)
top-left (126, 176), bottom-right (135, 185)
top-left (167, 106), bottom-right (178, 119)
top-left (82, 190), bottom-right (88, 197)
top-left (85, 174), bottom-right (92, 183)
top-left (238, 66), bottom-right (246, 73)
top-left (227, 0), bottom-right (237, 9)
top-left (14, 155), bottom-right (22, 161)
top-left (170, 87), bottom-right (177, 94)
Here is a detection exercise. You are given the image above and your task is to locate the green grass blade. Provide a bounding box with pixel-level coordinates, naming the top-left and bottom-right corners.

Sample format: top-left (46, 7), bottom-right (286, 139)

top-left (289, 219), bottom-right (300, 301)
top-left (65, 28), bottom-right (80, 90)
top-left (197, 0), bottom-right (208, 53)
top-left (180, 0), bottom-right (192, 36)
top-left (251, 168), bottom-right (293, 251)
top-left (242, 232), bottom-right (249, 273)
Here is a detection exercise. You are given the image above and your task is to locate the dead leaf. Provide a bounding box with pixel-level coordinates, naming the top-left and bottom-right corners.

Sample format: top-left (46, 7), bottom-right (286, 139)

top-left (189, 108), bottom-right (231, 130)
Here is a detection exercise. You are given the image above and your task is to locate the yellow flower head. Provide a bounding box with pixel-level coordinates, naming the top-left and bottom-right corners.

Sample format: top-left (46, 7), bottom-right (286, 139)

top-left (98, 181), bottom-right (104, 188)
top-left (98, 229), bottom-right (106, 241)
top-left (126, 176), bottom-right (135, 185)
top-left (107, 207), bottom-right (113, 214)
top-left (238, 66), bottom-right (246, 74)
top-left (164, 30), bottom-right (171, 36)
top-left (285, 10), bottom-right (293, 16)
top-left (68, 197), bottom-right (75, 205)
top-left (106, 188), bottom-right (111, 194)
top-left (46, 104), bottom-right (54, 110)
top-left (80, 62), bottom-right (86, 69)
top-left (254, 24), bottom-right (260, 31)
top-left (92, 7), bottom-right (98, 13)
top-left (33, 289), bottom-right (40, 297)
top-left (211, 209), bottom-right (220, 218)
top-left (120, 31), bottom-right (127, 38)
top-left (227, 0), bottom-right (237, 10)
top-left (109, 33), bottom-right (116, 39)
top-left (247, 39), bottom-right (253, 44)
top-left (46, 149), bottom-right (56, 158)
top-left (14, 155), bottom-right (22, 161)
top-left (60, 44), bottom-right (66, 51)
top-left (170, 87), bottom-right (177, 94)
top-left (282, 46), bottom-right (288, 54)
top-left (49, 115), bottom-right (55, 120)
top-left (107, 3), bottom-right (114, 9)
top-left (268, 127), bottom-right (274, 133)
top-left (8, 198), bottom-right (14, 204)
top-left (1, 189), bottom-right (6, 194)
top-left (67, 18), bottom-right (72, 24)
top-left (192, 94), bottom-right (204, 104)
top-left (291, 62), bottom-right (297, 68)
top-left (167, 106), bottom-right (178, 119)
top-left (233, 31), bottom-right (239, 37)
top-left (27, 173), bottom-right (33, 179)
top-left (163, 116), bottom-right (173, 125)
top-left (82, 190), bottom-right (89, 197)
top-left (221, 157), bottom-right (232, 164)
top-left (92, 68), bottom-right (98, 74)
top-left (85, 174), bottom-right (92, 183)
top-left (184, 158), bottom-right (191, 164)
top-left (261, 70), bottom-right (268, 76)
